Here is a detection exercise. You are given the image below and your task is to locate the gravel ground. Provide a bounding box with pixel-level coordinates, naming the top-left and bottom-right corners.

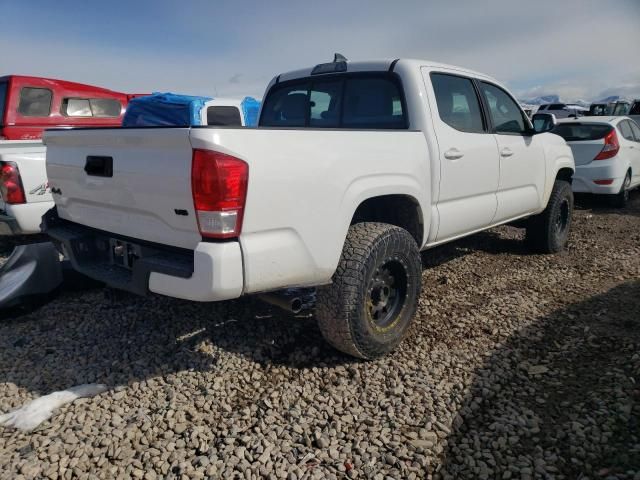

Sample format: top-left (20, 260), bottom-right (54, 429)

top-left (0, 193), bottom-right (638, 479)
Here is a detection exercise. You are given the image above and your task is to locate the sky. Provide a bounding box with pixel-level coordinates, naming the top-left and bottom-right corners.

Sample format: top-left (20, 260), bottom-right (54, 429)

top-left (1, 0), bottom-right (639, 103)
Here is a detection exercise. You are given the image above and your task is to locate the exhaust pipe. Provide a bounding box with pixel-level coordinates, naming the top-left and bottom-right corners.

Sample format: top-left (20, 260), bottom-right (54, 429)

top-left (258, 288), bottom-right (316, 315)
top-left (259, 292), bottom-right (304, 314)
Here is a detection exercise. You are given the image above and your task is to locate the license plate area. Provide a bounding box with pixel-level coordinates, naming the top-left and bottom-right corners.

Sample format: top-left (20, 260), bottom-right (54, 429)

top-left (109, 239), bottom-right (141, 270)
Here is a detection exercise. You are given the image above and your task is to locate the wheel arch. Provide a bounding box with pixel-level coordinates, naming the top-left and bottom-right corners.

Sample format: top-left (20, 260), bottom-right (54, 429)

top-left (350, 194), bottom-right (425, 247)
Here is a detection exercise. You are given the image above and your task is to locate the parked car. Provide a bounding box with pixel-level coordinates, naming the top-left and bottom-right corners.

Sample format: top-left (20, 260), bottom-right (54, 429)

top-left (552, 116), bottom-right (640, 207)
top-left (43, 57), bottom-right (575, 359)
top-left (0, 75), bottom-right (138, 140)
top-left (0, 89), bottom-right (256, 235)
top-left (537, 103), bottom-right (585, 119)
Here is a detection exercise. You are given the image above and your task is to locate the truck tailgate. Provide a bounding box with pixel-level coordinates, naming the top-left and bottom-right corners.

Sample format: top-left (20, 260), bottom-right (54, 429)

top-left (45, 128), bottom-right (201, 250)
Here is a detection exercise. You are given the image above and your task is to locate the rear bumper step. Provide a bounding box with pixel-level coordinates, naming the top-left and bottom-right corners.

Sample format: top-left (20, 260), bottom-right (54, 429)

top-left (43, 208), bottom-right (245, 302)
top-left (43, 209), bottom-right (193, 297)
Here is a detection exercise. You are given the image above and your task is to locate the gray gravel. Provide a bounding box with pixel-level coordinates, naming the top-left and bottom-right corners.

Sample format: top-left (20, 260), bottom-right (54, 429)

top-left (0, 193), bottom-right (639, 479)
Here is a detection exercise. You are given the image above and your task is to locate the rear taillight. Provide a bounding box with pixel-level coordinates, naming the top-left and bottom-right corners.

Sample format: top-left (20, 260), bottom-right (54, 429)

top-left (191, 149), bottom-right (248, 239)
top-left (0, 161), bottom-right (26, 204)
top-left (594, 129), bottom-right (619, 160)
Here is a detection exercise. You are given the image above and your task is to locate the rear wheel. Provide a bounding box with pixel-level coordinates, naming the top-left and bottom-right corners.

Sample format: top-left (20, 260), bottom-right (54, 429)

top-left (315, 222), bottom-right (422, 359)
top-left (610, 171), bottom-right (631, 208)
top-left (525, 180), bottom-right (573, 253)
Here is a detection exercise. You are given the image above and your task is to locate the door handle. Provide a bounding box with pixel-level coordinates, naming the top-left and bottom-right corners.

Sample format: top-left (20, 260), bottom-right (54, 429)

top-left (500, 147), bottom-right (514, 157)
top-left (444, 148), bottom-right (464, 160)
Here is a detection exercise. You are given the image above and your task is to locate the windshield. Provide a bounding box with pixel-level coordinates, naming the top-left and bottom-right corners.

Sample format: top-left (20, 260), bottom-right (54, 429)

top-left (0, 82), bottom-right (7, 126)
top-left (552, 123), bottom-right (612, 141)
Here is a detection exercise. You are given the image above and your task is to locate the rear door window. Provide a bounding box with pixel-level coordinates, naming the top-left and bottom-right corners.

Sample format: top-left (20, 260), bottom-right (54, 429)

top-left (259, 74), bottom-right (407, 129)
top-left (552, 123), bottom-right (612, 141)
top-left (629, 121), bottom-right (640, 142)
top-left (548, 104), bottom-right (565, 111)
top-left (18, 87), bottom-right (53, 116)
top-left (430, 73), bottom-right (485, 133)
top-left (207, 106), bottom-right (242, 126)
top-left (630, 103), bottom-right (640, 115)
top-left (618, 120), bottom-right (635, 141)
top-left (480, 82), bottom-right (528, 134)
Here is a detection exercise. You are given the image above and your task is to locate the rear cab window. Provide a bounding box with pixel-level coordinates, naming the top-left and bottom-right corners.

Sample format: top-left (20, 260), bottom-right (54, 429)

top-left (552, 123), bottom-right (613, 141)
top-left (207, 106), bottom-right (242, 126)
top-left (260, 73), bottom-right (407, 129)
top-left (18, 87), bottom-right (53, 116)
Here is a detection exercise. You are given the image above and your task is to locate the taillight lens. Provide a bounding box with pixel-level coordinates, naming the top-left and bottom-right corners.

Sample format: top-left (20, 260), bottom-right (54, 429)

top-left (594, 129), bottom-right (619, 160)
top-left (0, 161), bottom-right (26, 204)
top-left (191, 149), bottom-right (248, 239)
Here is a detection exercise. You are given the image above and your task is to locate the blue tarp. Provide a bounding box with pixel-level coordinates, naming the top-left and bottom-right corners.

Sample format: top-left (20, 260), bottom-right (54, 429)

top-left (241, 97), bottom-right (261, 127)
top-left (122, 93), bottom-right (212, 127)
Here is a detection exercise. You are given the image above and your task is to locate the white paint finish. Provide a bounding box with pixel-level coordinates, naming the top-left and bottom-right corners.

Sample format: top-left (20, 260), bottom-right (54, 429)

top-left (45, 128), bottom-right (201, 250)
top-left (149, 241), bottom-right (243, 301)
top-left (189, 127), bottom-right (430, 290)
top-left (419, 67), bottom-right (499, 241)
top-left (492, 134), bottom-right (547, 222)
top-left (3, 202), bottom-right (51, 233)
top-left (0, 141), bottom-right (53, 233)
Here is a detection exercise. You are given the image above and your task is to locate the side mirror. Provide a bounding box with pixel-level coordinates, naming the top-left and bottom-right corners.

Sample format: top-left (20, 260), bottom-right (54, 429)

top-left (532, 112), bottom-right (557, 134)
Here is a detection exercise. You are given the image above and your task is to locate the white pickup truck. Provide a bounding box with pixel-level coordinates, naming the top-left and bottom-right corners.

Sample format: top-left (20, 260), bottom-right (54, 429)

top-left (43, 57), bottom-right (575, 359)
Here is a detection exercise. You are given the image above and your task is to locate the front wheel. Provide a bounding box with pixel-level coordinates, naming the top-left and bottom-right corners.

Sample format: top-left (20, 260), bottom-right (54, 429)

top-left (525, 180), bottom-right (573, 253)
top-left (315, 222), bottom-right (422, 359)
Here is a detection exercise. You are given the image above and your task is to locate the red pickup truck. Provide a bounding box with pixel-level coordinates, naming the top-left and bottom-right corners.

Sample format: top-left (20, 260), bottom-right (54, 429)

top-left (0, 75), bottom-right (141, 140)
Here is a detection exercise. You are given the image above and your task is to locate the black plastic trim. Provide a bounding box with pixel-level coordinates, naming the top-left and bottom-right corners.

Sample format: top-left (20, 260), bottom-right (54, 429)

top-left (388, 59), bottom-right (400, 72)
top-left (43, 209), bottom-right (195, 297)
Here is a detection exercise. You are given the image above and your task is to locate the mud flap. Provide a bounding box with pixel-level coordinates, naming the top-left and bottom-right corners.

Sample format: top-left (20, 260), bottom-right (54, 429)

top-left (0, 242), bottom-right (63, 310)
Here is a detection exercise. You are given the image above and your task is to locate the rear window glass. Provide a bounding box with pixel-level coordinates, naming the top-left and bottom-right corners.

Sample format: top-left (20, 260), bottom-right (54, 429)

top-left (552, 123), bottom-right (612, 141)
top-left (0, 83), bottom-right (7, 125)
top-left (260, 74), bottom-right (407, 129)
top-left (18, 87), bottom-right (52, 116)
top-left (207, 106), bottom-right (242, 126)
top-left (62, 98), bottom-right (122, 117)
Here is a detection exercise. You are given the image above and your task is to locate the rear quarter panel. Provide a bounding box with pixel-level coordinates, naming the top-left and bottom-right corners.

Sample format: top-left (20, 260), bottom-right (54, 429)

top-left (189, 128), bottom-right (430, 292)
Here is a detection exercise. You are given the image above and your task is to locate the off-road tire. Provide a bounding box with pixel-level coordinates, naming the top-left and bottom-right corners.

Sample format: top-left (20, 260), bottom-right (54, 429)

top-left (610, 171), bottom-right (631, 208)
top-left (315, 222), bottom-right (422, 359)
top-left (525, 180), bottom-right (573, 253)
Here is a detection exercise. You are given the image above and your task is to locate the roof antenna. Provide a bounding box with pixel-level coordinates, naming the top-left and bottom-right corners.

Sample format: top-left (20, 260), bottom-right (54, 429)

top-left (333, 53), bottom-right (347, 63)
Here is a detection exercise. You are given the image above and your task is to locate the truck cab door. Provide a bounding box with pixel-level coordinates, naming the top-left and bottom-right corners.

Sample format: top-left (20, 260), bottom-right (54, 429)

top-left (477, 81), bottom-right (546, 223)
top-left (424, 70), bottom-right (499, 241)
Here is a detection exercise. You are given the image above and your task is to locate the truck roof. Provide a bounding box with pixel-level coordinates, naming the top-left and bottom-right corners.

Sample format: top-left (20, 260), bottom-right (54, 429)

top-left (276, 58), bottom-right (498, 85)
top-left (0, 74), bottom-right (125, 95)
